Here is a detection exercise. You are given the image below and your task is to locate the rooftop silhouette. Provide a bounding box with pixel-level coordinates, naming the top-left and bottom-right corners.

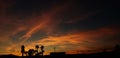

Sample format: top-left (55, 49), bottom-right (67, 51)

top-left (0, 44), bottom-right (120, 58)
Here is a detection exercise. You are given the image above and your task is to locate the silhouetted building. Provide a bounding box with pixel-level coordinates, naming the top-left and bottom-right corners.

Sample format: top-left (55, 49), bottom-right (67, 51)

top-left (50, 52), bottom-right (66, 56)
top-left (114, 44), bottom-right (120, 54)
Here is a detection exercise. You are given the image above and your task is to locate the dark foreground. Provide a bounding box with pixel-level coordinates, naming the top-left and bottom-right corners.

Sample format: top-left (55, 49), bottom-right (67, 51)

top-left (0, 52), bottom-right (120, 58)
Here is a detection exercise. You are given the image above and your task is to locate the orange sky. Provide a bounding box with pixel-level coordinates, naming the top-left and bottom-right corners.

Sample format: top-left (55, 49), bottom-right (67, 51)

top-left (0, 0), bottom-right (119, 56)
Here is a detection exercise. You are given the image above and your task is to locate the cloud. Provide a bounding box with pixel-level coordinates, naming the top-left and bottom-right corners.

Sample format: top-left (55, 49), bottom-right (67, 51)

top-left (0, 2), bottom-right (71, 55)
top-left (0, 15), bottom-right (29, 55)
top-left (19, 2), bottom-right (70, 43)
top-left (20, 26), bottom-right (119, 55)
top-left (36, 27), bottom-right (119, 46)
top-left (0, 0), bottom-right (119, 55)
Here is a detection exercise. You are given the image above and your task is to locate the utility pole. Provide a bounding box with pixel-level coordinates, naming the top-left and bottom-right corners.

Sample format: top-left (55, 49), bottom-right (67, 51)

top-left (54, 47), bottom-right (56, 52)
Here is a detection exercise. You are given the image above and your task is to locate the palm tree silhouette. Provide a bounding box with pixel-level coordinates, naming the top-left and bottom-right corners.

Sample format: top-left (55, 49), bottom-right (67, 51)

top-left (40, 45), bottom-right (44, 56)
top-left (21, 45), bottom-right (25, 57)
top-left (35, 45), bottom-right (39, 53)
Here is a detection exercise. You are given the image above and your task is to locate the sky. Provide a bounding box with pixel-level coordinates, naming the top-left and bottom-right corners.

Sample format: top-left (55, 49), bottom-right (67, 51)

top-left (0, 0), bottom-right (120, 56)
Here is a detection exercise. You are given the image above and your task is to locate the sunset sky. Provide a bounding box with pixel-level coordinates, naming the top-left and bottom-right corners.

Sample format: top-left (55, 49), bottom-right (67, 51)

top-left (0, 0), bottom-right (119, 56)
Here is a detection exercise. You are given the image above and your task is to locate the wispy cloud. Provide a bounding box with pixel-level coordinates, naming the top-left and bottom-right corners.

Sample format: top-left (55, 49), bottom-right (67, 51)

top-left (1, 2), bottom-right (71, 55)
top-left (22, 26), bottom-right (120, 55)
top-left (36, 27), bottom-right (119, 45)
top-left (19, 2), bottom-right (70, 43)
top-left (0, 0), bottom-right (119, 56)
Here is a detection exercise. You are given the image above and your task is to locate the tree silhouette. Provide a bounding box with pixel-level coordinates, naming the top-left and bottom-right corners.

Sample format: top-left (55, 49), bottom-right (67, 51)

top-left (40, 45), bottom-right (44, 56)
top-left (28, 49), bottom-right (34, 56)
top-left (21, 45), bottom-right (25, 57)
top-left (35, 45), bottom-right (39, 53)
top-left (20, 45), bottom-right (45, 57)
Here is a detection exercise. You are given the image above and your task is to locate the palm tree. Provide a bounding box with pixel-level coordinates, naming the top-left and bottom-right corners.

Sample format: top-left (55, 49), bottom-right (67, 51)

top-left (21, 45), bottom-right (25, 57)
top-left (40, 45), bottom-right (44, 56)
top-left (35, 45), bottom-right (39, 53)
top-left (41, 45), bottom-right (44, 50)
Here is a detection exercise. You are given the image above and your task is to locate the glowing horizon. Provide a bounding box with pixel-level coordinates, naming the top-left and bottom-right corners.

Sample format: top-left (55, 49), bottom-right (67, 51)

top-left (0, 0), bottom-right (119, 56)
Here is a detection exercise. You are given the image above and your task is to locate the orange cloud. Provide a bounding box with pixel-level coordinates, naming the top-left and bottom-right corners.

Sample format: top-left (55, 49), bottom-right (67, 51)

top-left (39, 27), bottom-right (118, 45)
top-left (30, 27), bottom-right (119, 54)
top-left (19, 2), bottom-right (70, 43)
top-left (2, 4), bottom-right (70, 56)
top-left (5, 26), bottom-right (119, 56)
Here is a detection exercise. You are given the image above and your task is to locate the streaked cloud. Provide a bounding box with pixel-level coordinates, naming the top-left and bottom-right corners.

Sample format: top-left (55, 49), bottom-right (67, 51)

top-left (22, 27), bottom-right (119, 55)
top-left (19, 2), bottom-right (71, 43)
top-left (0, 0), bottom-right (119, 56)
